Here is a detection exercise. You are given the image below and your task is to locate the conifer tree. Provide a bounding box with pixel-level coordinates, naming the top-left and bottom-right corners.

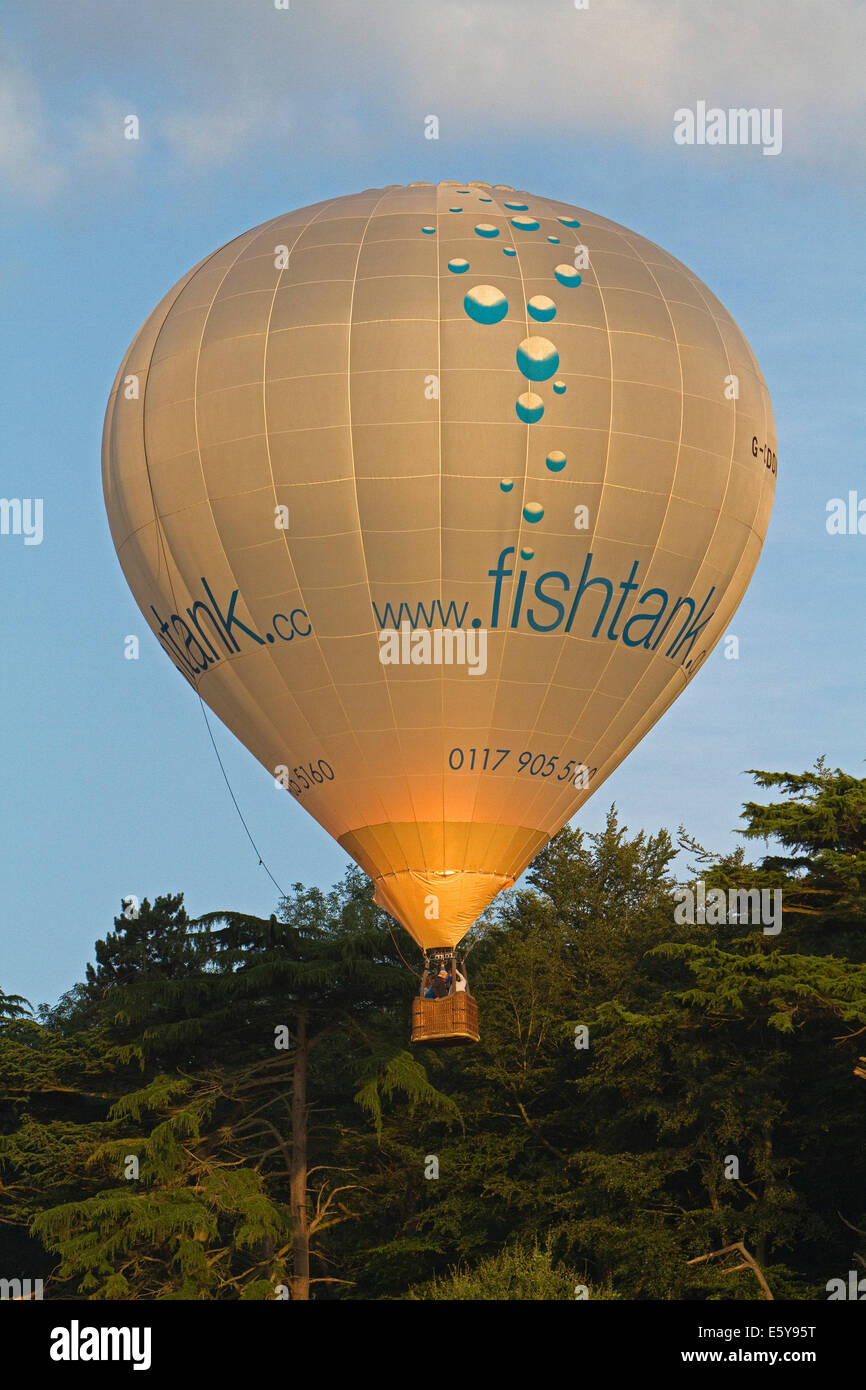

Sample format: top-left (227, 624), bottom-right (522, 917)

top-left (32, 870), bottom-right (456, 1299)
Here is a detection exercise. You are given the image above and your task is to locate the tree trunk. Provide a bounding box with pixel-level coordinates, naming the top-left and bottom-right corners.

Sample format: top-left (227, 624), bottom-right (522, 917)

top-left (756, 1125), bottom-right (772, 1269)
top-left (290, 1006), bottom-right (310, 1300)
top-left (705, 1165), bottom-right (727, 1246)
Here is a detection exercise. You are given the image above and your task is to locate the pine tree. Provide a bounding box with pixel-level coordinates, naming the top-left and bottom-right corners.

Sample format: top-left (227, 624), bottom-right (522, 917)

top-left (0, 1007), bottom-right (123, 1290)
top-left (32, 869), bottom-right (456, 1299)
top-left (17, 765), bottom-right (866, 1301)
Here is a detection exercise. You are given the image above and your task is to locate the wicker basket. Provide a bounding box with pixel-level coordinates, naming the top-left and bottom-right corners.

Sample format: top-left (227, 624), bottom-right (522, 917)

top-left (410, 992), bottom-right (480, 1046)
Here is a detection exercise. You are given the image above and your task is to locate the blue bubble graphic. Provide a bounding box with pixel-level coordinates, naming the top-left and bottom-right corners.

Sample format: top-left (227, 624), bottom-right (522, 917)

top-left (516, 392), bottom-right (545, 423)
top-left (464, 284), bottom-right (509, 324)
top-left (554, 264), bottom-right (582, 287)
top-left (516, 336), bottom-right (559, 381)
top-left (527, 295), bottom-right (556, 322)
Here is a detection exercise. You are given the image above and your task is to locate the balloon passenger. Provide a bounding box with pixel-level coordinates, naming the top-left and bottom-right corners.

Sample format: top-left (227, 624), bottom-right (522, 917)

top-left (432, 968), bottom-right (450, 999)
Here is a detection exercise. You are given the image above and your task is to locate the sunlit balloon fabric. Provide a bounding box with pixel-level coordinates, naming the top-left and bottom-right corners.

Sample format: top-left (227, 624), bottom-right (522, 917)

top-left (103, 181), bottom-right (776, 949)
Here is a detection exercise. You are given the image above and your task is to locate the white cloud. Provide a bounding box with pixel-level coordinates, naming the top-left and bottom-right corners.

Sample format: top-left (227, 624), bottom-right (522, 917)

top-left (0, 49), bottom-right (64, 197)
top-left (5, 0), bottom-right (865, 187)
top-left (161, 103), bottom-right (273, 167)
top-left (76, 95), bottom-right (143, 167)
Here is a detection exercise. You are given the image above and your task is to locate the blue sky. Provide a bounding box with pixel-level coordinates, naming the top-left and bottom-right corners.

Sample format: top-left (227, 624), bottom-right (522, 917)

top-left (1, 0), bottom-right (864, 1007)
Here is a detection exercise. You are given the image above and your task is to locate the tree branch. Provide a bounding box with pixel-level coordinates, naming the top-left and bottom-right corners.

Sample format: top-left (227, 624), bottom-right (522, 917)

top-left (687, 1241), bottom-right (773, 1300)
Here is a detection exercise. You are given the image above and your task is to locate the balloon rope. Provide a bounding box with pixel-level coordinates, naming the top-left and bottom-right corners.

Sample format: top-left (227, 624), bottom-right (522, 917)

top-left (198, 697), bottom-right (287, 899)
top-left (387, 920), bottom-right (422, 978)
top-left (199, 694), bottom-right (423, 980)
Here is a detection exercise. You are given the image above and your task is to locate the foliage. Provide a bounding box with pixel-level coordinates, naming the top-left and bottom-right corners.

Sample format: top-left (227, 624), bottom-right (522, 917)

top-left (2, 764), bottom-right (864, 1300)
top-left (402, 1238), bottom-right (616, 1300)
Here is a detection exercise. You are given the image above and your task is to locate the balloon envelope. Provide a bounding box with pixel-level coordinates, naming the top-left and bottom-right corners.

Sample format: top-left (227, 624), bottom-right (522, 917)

top-left (103, 180), bottom-right (776, 949)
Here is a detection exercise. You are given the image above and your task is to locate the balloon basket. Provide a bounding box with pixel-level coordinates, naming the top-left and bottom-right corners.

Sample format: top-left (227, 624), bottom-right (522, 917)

top-left (410, 993), bottom-right (480, 1047)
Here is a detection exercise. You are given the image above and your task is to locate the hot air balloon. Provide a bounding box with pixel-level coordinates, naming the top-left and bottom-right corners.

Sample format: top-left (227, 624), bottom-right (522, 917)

top-left (103, 180), bottom-right (776, 1046)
